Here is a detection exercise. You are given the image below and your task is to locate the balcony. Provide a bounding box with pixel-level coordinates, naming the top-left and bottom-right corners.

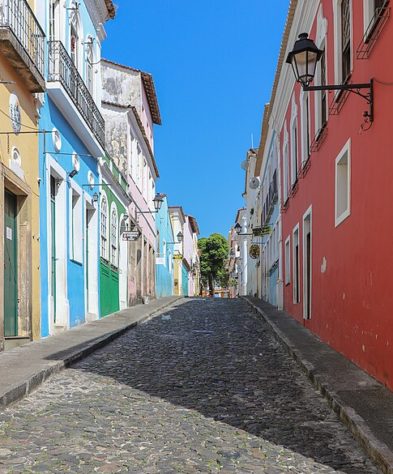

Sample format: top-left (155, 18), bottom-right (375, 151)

top-left (48, 41), bottom-right (105, 152)
top-left (0, 0), bottom-right (45, 92)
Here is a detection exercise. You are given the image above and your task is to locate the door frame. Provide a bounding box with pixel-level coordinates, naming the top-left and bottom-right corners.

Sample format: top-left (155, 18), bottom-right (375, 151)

top-left (4, 190), bottom-right (18, 337)
top-left (84, 194), bottom-right (98, 320)
top-left (303, 205), bottom-right (312, 319)
top-left (0, 164), bottom-right (32, 349)
top-left (46, 155), bottom-right (68, 335)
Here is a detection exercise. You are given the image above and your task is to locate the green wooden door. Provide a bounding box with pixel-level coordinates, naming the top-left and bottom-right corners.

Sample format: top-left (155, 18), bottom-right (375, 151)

top-left (4, 191), bottom-right (18, 337)
top-left (50, 176), bottom-right (57, 324)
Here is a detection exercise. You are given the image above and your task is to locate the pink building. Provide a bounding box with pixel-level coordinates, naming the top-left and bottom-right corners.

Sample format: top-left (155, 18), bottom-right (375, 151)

top-left (101, 59), bottom-right (161, 304)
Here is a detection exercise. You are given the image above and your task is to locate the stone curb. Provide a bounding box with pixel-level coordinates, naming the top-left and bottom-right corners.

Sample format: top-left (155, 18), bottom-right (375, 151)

top-left (0, 297), bottom-right (181, 410)
top-left (244, 297), bottom-right (393, 474)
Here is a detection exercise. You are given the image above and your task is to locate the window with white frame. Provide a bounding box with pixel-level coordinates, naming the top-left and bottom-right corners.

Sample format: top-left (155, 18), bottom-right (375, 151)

top-left (148, 172), bottom-right (152, 208)
top-left (100, 195), bottom-right (108, 260)
top-left (143, 159), bottom-right (147, 199)
top-left (315, 5), bottom-right (328, 135)
top-left (283, 138), bottom-right (289, 203)
top-left (49, 0), bottom-right (60, 41)
top-left (70, 15), bottom-right (80, 68)
top-left (333, 0), bottom-right (353, 85)
top-left (341, 0), bottom-right (351, 81)
top-left (301, 91), bottom-right (311, 164)
top-left (292, 226), bottom-right (300, 304)
top-left (70, 188), bottom-right (82, 262)
top-left (303, 207), bottom-right (312, 319)
top-left (335, 139), bottom-right (351, 226)
top-left (135, 143), bottom-right (142, 190)
top-left (285, 236), bottom-right (291, 285)
top-left (290, 118), bottom-right (298, 186)
top-left (363, 0), bottom-right (388, 37)
top-left (86, 39), bottom-right (94, 95)
top-left (110, 205), bottom-right (118, 267)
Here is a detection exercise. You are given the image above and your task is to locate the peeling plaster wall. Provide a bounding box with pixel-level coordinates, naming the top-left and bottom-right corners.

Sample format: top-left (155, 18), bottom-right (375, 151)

top-left (102, 63), bottom-right (141, 113)
top-left (102, 107), bottom-right (128, 173)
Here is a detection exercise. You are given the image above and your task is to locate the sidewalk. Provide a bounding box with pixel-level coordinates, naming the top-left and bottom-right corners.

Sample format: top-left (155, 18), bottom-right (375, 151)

top-left (245, 296), bottom-right (393, 474)
top-left (0, 296), bottom-right (182, 410)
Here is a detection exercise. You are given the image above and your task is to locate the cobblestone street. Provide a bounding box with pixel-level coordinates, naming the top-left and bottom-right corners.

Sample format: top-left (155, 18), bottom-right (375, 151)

top-left (0, 299), bottom-right (380, 473)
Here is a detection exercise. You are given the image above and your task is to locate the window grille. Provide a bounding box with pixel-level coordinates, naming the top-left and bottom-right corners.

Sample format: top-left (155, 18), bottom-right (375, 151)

top-left (357, 0), bottom-right (390, 58)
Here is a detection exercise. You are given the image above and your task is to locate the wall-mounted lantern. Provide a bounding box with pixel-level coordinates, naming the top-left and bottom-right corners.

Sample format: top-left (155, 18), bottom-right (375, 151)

top-left (286, 33), bottom-right (373, 122)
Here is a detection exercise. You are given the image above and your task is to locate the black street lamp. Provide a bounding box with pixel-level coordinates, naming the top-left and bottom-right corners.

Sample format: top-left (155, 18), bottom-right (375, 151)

top-left (234, 223), bottom-right (252, 236)
top-left (286, 33), bottom-right (373, 122)
top-left (137, 193), bottom-right (165, 215)
top-left (153, 193), bottom-right (165, 211)
top-left (167, 231), bottom-right (183, 245)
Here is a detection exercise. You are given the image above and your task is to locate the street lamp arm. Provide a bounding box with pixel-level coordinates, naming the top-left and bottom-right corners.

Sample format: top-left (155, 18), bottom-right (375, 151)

top-left (304, 81), bottom-right (372, 101)
top-left (136, 210), bottom-right (158, 215)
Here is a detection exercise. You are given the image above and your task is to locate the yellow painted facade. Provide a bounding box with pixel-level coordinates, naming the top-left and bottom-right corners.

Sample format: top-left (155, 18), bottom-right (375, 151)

top-left (0, 0), bottom-right (41, 349)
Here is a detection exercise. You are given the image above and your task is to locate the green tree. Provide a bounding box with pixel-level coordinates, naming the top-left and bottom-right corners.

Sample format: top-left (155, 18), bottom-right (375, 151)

top-left (198, 233), bottom-right (229, 296)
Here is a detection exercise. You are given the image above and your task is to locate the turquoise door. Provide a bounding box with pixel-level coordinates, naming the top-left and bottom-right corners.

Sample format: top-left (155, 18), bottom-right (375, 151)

top-left (182, 265), bottom-right (188, 296)
top-left (4, 191), bottom-right (18, 337)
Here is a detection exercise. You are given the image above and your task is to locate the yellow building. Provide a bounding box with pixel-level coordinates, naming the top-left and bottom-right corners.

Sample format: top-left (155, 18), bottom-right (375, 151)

top-left (169, 206), bottom-right (186, 296)
top-left (0, 0), bottom-right (45, 349)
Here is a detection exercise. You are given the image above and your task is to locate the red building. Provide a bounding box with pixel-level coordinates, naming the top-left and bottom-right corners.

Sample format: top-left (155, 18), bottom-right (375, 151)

top-left (266, 0), bottom-right (393, 390)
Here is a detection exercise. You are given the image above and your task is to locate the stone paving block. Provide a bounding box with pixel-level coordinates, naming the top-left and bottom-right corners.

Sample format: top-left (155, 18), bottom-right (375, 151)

top-left (0, 298), bottom-right (382, 473)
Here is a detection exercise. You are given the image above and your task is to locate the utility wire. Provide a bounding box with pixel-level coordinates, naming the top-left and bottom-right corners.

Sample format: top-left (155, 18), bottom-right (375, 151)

top-left (0, 107), bottom-right (39, 131)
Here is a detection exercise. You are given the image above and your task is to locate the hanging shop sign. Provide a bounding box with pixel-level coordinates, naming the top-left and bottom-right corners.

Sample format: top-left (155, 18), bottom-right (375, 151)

top-left (249, 244), bottom-right (260, 259)
top-left (122, 230), bottom-right (141, 241)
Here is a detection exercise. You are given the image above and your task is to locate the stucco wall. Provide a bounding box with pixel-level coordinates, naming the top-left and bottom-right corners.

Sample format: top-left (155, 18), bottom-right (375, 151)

top-left (102, 63), bottom-right (141, 110)
top-left (183, 217), bottom-right (194, 267)
top-left (155, 197), bottom-right (174, 298)
top-left (0, 52), bottom-right (41, 342)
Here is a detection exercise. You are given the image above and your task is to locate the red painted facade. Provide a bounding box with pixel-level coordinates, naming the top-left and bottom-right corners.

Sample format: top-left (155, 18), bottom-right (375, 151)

top-left (279, 1), bottom-right (393, 390)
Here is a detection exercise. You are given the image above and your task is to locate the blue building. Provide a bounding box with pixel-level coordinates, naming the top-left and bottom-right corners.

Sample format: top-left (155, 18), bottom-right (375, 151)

top-left (155, 195), bottom-right (175, 298)
top-left (39, 0), bottom-right (115, 336)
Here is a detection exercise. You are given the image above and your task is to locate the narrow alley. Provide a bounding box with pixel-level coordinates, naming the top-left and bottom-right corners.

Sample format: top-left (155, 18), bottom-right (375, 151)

top-left (0, 299), bottom-right (379, 473)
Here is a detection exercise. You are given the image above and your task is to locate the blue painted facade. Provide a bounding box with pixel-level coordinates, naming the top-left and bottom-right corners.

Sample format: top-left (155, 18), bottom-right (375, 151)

top-left (182, 264), bottom-right (189, 296)
top-left (39, 1), bottom-right (106, 336)
top-left (155, 196), bottom-right (174, 298)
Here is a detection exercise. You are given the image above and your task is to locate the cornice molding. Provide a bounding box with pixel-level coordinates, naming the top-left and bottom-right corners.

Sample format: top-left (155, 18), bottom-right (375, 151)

top-left (84, 0), bottom-right (113, 41)
top-left (270, 1), bottom-right (319, 133)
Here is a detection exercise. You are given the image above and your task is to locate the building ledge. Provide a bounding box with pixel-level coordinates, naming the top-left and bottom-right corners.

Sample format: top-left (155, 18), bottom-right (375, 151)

top-left (47, 81), bottom-right (104, 158)
top-left (0, 27), bottom-right (45, 92)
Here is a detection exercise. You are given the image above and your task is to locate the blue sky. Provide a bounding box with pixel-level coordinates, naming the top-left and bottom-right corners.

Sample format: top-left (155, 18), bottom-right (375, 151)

top-left (103, 0), bottom-right (289, 238)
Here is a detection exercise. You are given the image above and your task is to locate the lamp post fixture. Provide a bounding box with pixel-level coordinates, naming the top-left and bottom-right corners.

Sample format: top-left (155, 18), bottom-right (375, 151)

top-left (234, 223), bottom-right (252, 236)
top-left (286, 33), bottom-right (373, 122)
top-left (167, 231), bottom-right (183, 245)
top-left (136, 193), bottom-right (165, 215)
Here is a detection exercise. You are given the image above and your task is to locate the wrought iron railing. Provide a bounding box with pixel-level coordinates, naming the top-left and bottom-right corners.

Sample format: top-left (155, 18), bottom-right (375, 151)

top-left (0, 0), bottom-right (45, 77)
top-left (48, 41), bottom-right (105, 148)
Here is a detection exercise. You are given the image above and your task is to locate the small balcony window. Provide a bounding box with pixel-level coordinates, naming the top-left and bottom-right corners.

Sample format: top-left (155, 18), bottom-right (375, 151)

top-left (341, 0), bottom-right (351, 82)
